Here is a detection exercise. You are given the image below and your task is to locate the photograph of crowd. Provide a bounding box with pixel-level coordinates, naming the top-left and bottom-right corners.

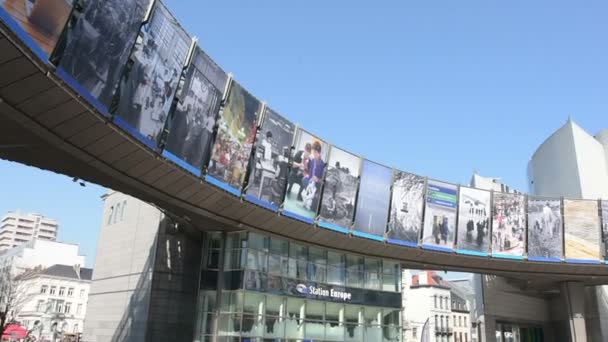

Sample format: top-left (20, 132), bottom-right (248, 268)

top-left (113, 3), bottom-right (191, 143)
top-left (387, 171), bottom-right (425, 244)
top-left (163, 48), bottom-right (227, 171)
top-left (282, 130), bottom-right (329, 220)
top-left (207, 82), bottom-right (261, 190)
top-left (527, 198), bottom-right (563, 260)
top-left (491, 192), bottom-right (526, 257)
top-left (353, 161), bottom-right (393, 237)
top-left (564, 200), bottom-right (601, 261)
top-left (57, 0), bottom-right (152, 108)
top-left (456, 187), bottom-right (491, 253)
top-left (602, 201), bottom-right (608, 259)
top-left (318, 147), bottom-right (361, 229)
top-left (422, 180), bottom-right (457, 249)
top-left (1, 0), bottom-right (72, 55)
top-left (245, 108), bottom-right (295, 206)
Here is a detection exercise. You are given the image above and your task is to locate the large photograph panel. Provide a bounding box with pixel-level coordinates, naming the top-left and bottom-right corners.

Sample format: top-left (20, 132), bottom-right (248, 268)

top-left (492, 192), bottom-right (526, 258)
top-left (422, 180), bottom-right (458, 250)
top-left (207, 81), bottom-right (261, 191)
top-left (564, 200), bottom-right (601, 262)
top-left (57, 0), bottom-right (152, 109)
top-left (387, 171), bottom-right (425, 245)
top-left (163, 48), bottom-right (228, 174)
top-left (456, 187), bottom-right (491, 254)
top-left (0, 0), bottom-right (72, 56)
top-left (527, 198), bottom-right (563, 261)
top-left (283, 130), bottom-right (329, 221)
top-left (245, 108), bottom-right (296, 207)
top-left (318, 147), bottom-right (361, 230)
top-left (603, 200), bottom-right (608, 259)
top-left (353, 161), bottom-right (393, 238)
top-left (114, 2), bottom-right (191, 144)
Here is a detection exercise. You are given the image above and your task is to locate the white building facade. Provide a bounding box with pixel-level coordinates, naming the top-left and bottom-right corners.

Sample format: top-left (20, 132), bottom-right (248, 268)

top-left (0, 239), bottom-right (85, 274)
top-left (0, 212), bottom-right (59, 252)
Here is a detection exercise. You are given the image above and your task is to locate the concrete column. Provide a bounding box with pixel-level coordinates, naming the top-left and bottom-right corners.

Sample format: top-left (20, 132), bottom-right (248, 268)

top-left (561, 282), bottom-right (587, 342)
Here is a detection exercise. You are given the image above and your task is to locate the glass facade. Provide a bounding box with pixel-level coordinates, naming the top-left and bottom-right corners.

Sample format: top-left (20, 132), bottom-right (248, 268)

top-left (195, 232), bottom-right (402, 342)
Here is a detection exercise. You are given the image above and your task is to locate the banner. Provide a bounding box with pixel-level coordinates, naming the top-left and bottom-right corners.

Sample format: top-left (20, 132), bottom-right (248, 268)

top-left (0, 0), bottom-right (72, 57)
top-left (162, 48), bottom-right (228, 174)
top-left (491, 192), bottom-right (526, 258)
top-left (56, 0), bottom-right (152, 109)
top-left (317, 147), bottom-right (361, 230)
top-left (456, 187), bottom-right (491, 255)
top-left (353, 161), bottom-right (392, 238)
top-left (245, 108), bottom-right (295, 207)
top-left (422, 180), bottom-right (458, 250)
top-left (563, 199), bottom-right (601, 261)
top-left (282, 129), bottom-right (329, 221)
top-left (113, 2), bottom-right (191, 145)
top-left (207, 81), bottom-right (261, 191)
top-left (527, 198), bottom-right (563, 261)
top-left (386, 171), bottom-right (425, 245)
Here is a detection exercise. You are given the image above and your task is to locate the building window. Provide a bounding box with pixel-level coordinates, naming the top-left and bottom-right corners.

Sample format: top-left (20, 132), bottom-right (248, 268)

top-left (434, 315), bottom-right (438, 328)
top-left (59, 287), bottom-right (65, 296)
top-left (80, 289), bottom-right (85, 298)
top-left (40, 285), bottom-right (48, 294)
top-left (65, 302), bottom-right (72, 314)
top-left (465, 332), bottom-right (468, 342)
top-left (37, 300), bottom-right (45, 312)
top-left (459, 316), bottom-right (462, 326)
top-left (120, 200), bottom-right (127, 221)
top-left (73, 324), bottom-right (79, 333)
top-left (440, 297), bottom-right (443, 309)
top-left (464, 317), bottom-right (467, 326)
top-left (412, 327), bottom-right (417, 338)
top-left (113, 203), bottom-right (121, 224)
top-left (68, 288), bottom-right (74, 297)
top-left (107, 206), bottom-right (114, 225)
top-left (49, 286), bottom-right (56, 295)
top-left (56, 301), bottom-right (64, 313)
top-left (76, 304), bottom-right (83, 315)
top-left (434, 295), bottom-right (438, 308)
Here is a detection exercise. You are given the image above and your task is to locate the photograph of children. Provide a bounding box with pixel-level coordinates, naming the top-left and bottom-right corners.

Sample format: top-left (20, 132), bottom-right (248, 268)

top-left (602, 200), bottom-right (608, 259)
top-left (527, 198), bottom-right (563, 260)
top-left (1, 0), bottom-right (72, 55)
top-left (207, 81), bottom-right (261, 190)
top-left (353, 161), bottom-right (393, 237)
top-left (422, 180), bottom-right (458, 249)
top-left (283, 130), bottom-right (329, 220)
top-left (564, 199), bottom-right (601, 261)
top-left (163, 48), bottom-right (228, 171)
top-left (114, 2), bottom-right (191, 143)
top-left (245, 107), bottom-right (295, 206)
top-left (491, 192), bottom-right (526, 257)
top-left (456, 187), bottom-right (491, 253)
top-left (57, 0), bottom-right (152, 108)
top-left (318, 147), bottom-right (361, 229)
top-left (387, 171), bottom-right (425, 244)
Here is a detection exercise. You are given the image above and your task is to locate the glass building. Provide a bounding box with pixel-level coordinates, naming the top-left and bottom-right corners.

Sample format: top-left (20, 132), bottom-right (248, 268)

top-left (195, 231), bottom-right (403, 342)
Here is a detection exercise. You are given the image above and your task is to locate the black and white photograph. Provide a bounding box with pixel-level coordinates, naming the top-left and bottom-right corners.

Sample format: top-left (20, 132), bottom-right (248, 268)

top-left (456, 187), bottom-right (491, 254)
top-left (603, 201), bottom-right (608, 259)
top-left (353, 161), bottom-right (393, 237)
top-left (527, 198), bottom-right (563, 260)
top-left (114, 2), bottom-right (191, 143)
top-left (387, 171), bottom-right (425, 244)
top-left (563, 199), bottom-right (601, 261)
top-left (317, 146), bottom-right (361, 229)
top-left (57, 0), bottom-right (152, 108)
top-left (163, 48), bottom-right (228, 172)
top-left (491, 192), bottom-right (526, 257)
top-left (421, 180), bottom-right (458, 249)
top-left (283, 129), bottom-right (329, 220)
top-left (245, 107), bottom-right (296, 206)
top-left (207, 81), bottom-right (261, 190)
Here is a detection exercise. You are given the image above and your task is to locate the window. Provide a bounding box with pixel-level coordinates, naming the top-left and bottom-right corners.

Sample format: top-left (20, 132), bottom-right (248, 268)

top-left (37, 300), bottom-right (45, 312)
top-left (79, 289), bottom-right (85, 298)
top-left (59, 287), bottom-right (65, 296)
top-left (412, 327), bottom-right (417, 338)
top-left (65, 302), bottom-right (72, 314)
top-left (73, 325), bottom-right (79, 333)
top-left (107, 206), bottom-right (114, 225)
top-left (434, 295), bottom-right (438, 308)
top-left (68, 288), bottom-right (74, 297)
top-left (464, 317), bottom-right (467, 326)
top-left (465, 333), bottom-right (468, 342)
top-left (113, 203), bottom-right (121, 224)
top-left (120, 200), bottom-right (127, 221)
top-left (56, 301), bottom-right (64, 313)
top-left (439, 296), bottom-right (443, 309)
top-left (40, 285), bottom-right (48, 294)
top-left (49, 286), bottom-right (56, 295)
top-left (76, 304), bottom-right (83, 315)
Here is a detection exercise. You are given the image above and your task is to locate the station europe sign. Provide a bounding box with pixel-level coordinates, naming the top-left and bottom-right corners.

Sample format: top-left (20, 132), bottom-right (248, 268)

top-left (296, 283), bottom-right (353, 301)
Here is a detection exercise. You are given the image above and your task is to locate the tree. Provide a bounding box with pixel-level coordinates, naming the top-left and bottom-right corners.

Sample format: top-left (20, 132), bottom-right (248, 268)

top-left (0, 264), bottom-right (40, 338)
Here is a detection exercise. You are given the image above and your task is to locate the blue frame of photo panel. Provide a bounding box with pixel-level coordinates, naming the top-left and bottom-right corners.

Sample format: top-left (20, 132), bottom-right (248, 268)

top-left (565, 258), bottom-right (601, 264)
top-left (527, 256), bottom-right (561, 263)
top-left (113, 116), bottom-right (157, 150)
top-left (318, 221), bottom-right (350, 234)
top-left (161, 149), bottom-right (202, 177)
top-left (352, 230), bottom-right (384, 242)
top-left (492, 254), bottom-right (525, 261)
top-left (204, 174), bottom-right (242, 197)
top-left (422, 244), bottom-right (453, 253)
top-left (387, 238), bottom-right (418, 248)
top-left (281, 210), bottom-right (315, 225)
top-left (0, 8), bottom-right (49, 62)
top-left (244, 194), bottom-right (279, 212)
top-left (456, 249), bottom-right (488, 257)
top-left (55, 67), bottom-right (110, 116)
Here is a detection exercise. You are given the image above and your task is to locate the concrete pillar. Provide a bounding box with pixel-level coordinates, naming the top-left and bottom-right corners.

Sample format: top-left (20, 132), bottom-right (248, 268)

top-left (561, 282), bottom-right (587, 342)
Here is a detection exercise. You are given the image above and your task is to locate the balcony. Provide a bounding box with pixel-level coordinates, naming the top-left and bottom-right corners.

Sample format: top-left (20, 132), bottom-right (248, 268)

top-left (435, 327), bottom-right (454, 335)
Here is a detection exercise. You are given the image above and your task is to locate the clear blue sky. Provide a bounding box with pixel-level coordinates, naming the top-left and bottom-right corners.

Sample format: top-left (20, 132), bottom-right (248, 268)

top-left (1, 0), bottom-right (607, 267)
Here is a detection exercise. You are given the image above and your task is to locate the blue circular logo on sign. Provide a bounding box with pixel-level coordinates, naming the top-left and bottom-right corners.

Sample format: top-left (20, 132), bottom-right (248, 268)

top-left (296, 284), bottom-right (308, 294)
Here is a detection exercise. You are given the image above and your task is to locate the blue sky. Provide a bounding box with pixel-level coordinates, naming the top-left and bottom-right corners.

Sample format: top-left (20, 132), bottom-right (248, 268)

top-left (1, 0), bottom-right (607, 267)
